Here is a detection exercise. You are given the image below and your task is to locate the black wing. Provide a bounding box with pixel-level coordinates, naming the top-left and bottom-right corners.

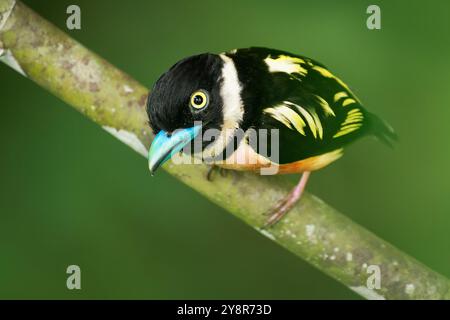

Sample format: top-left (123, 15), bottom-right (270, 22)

top-left (232, 47), bottom-right (395, 164)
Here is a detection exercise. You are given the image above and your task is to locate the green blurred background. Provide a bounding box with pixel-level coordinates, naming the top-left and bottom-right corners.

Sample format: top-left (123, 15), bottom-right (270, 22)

top-left (0, 0), bottom-right (449, 299)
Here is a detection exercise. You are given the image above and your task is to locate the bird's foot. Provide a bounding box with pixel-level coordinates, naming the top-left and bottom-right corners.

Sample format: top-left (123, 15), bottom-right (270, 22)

top-left (206, 165), bottom-right (228, 181)
top-left (262, 171), bottom-right (311, 228)
top-left (262, 190), bottom-right (301, 228)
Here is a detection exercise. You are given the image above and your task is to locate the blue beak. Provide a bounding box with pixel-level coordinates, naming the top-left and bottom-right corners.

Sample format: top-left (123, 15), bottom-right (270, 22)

top-left (148, 125), bottom-right (201, 174)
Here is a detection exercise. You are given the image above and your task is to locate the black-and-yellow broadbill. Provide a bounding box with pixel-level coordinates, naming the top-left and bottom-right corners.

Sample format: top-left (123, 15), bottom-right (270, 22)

top-left (146, 47), bottom-right (396, 227)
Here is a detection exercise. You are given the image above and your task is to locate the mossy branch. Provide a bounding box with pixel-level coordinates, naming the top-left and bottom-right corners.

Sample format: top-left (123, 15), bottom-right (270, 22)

top-left (1, 0), bottom-right (449, 300)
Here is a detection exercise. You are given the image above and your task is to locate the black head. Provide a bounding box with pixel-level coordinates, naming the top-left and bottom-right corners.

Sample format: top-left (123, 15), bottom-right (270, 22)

top-left (147, 53), bottom-right (224, 134)
top-left (146, 52), bottom-right (247, 174)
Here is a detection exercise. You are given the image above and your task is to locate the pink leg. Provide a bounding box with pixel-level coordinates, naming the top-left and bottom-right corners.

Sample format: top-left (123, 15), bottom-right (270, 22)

top-left (263, 171), bottom-right (311, 228)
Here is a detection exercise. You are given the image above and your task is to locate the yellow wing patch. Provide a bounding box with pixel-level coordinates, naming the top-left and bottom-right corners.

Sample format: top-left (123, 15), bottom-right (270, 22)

top-left (333, 108), bottom-right (364, 138)
top-left (311, 111), bottom-right (324, 139)
top-left (334, 91), bottom-right (348, 102)
top-left (284, 101), bottom-right (323, 139)
top-left (263, 105), bottom-right (306, 135)
top-left (264, 55), bottom-right (308, 76)
top-left (342, 98), bottom-right (357, 107)
top-left (290, 103), bottom-right (319, 139)
top-left (315, 95), bottom-right (335, 117)
top-left (263, 101), bottom-right (324, 139)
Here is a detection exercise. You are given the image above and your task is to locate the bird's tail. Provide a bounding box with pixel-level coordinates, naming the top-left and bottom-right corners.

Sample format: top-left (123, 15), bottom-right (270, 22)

top-left (367, 112), bottom-right (398, 147)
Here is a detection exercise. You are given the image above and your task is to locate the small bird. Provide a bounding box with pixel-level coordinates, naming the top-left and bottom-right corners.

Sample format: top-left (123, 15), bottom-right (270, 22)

top-left (146, 47), bottom-right (396, 227)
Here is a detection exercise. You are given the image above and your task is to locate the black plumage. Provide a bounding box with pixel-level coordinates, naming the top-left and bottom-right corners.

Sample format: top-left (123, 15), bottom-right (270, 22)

top-left (227, 47), bottom-right (396, 164)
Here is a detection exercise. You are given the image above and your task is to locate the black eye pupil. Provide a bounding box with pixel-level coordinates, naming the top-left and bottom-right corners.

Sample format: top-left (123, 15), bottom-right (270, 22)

top-left (193, 95), bottom-right (203, 105)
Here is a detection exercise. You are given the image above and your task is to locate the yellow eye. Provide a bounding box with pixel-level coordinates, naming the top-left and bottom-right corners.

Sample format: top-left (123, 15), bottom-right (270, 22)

top-left (190, 90), bottom-right (209, 110)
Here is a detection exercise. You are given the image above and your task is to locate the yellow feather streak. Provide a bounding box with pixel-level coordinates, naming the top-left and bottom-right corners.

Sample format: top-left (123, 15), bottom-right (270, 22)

top-left (341, 116), bottom-right (363, 126)
top-left (265, 101), bottom-right (325, 140)
top-left (263, 105), bottom-right (306, 135)
top-left (312, 112), bottom-right (324, 139)
top-left (264, 55), bottom-right (308, 76)
top-left (312, 66), bottom-right (361, 103)
top-left (264, 108), bottom-right (292, 129)
top-left (312, 66), bottom-right (351, 91)
top-left (315, 95), bottom-right (335, 117)
top-left (285, 101), bottom-right (322, 139)
top-left (343, 110), bottom-right (363, 122)
top-left (348, 108), bottom-right (361, 115)
top-left (333, 91), bottom-right (348, 102)
top-left (332, 108), bottom-right (364, 138)
top-left (333, 124), bottom-right (361, 138)
top-left (342, 98), bottom-right (357, 107)
top-left (346, 112), bottom-right (363, 119)
top-left (341, 123), bottom-right (362, 130)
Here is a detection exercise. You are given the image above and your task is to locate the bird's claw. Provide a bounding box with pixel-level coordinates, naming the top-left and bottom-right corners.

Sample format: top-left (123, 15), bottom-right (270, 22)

top-left (206, 165), bottom-right (228, 181)
top-left (262, 198), bottom-right (293, 228)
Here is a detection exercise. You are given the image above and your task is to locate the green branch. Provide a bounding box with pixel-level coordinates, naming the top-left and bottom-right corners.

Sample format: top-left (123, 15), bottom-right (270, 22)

top-left (1, 0), bottom-right (449, 299)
